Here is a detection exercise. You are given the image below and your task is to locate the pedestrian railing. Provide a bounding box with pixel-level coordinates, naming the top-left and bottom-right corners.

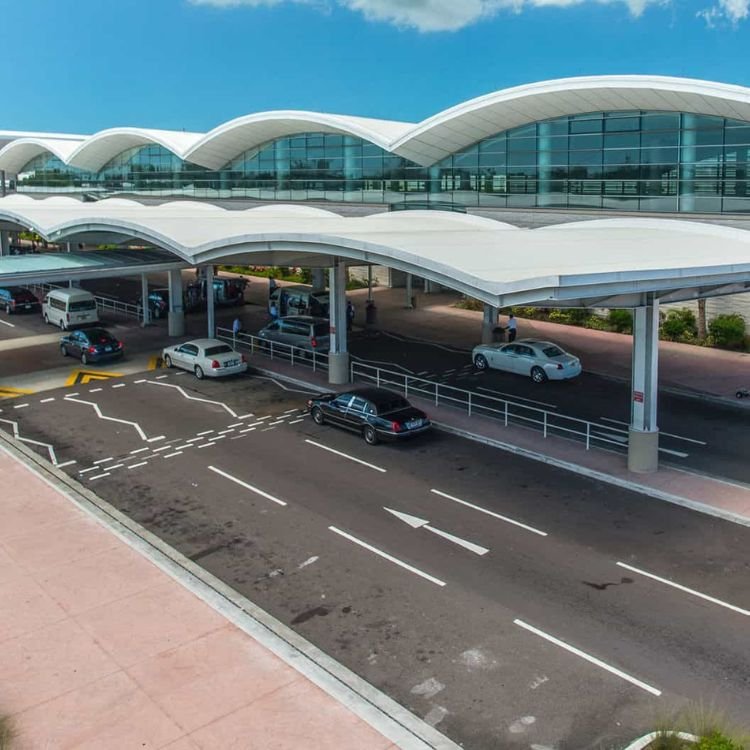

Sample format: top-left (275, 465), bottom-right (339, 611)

top-left (216, 327), bottom-right (329, 373)
top-left (26, 282), bottom-right (144, 321)
top-left (349, 361), bottom-right (629, 452)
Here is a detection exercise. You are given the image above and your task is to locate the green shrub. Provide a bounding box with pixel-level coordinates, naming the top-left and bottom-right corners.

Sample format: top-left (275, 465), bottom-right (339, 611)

top-left (548, 309), bottom-right (572, 323)
top-left (648, 730), bottom-right (692, 749)
top-left (511, 306), bottom-right (548, 320)
top-left (708, 314), bottom-right (746, 350)
top-left (661, 308), bottom-right (698, 342)
top-left (454, 296), bottom-right (484, 311)
top-left (0, 715), bottom-right (15, 750)
top-left (696, 732), bottom-right (744, 750)
top-left (607, 309), bottom-right (633, 333)
top-left (584, 315), bottom-right (609, 331)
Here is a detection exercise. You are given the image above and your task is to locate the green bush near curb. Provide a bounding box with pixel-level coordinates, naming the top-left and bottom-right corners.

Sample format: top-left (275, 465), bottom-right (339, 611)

top-left (0, 715), bottom-right (15, 750)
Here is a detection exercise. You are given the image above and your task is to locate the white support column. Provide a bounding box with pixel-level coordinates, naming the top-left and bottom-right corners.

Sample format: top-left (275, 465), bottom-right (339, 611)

top-left (405, 273), bottom-right (413, 308)
top-left (367, 265), bottom-right (373, 302)
top-left (328, 260), bottom-right (349, 384)
top-left (205, 264), bottom-right (215, 338)
top-left (167, 269), bottom-right (185, 337)
top-left (481, 304), bottom-right (498, 344)
top-left (0, 230), bottom-right (9, 257)
top-left (140, 273), bottom-right (151, 327)
top-left (628, 300), bottom-right (660, 473)
top-left (311, 268), bottom-right (326, 293)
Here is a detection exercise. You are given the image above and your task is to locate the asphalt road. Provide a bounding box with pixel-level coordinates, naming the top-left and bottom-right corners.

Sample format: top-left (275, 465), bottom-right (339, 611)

top-left (3, 369), bottom-right (749, 749)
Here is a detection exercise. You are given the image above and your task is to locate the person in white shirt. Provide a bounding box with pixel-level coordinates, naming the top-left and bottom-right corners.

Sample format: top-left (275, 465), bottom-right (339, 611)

top-left (506, 313), bottom-right (518, 342)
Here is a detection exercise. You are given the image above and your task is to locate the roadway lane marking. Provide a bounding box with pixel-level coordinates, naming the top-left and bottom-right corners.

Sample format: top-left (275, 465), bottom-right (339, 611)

top-left (290, 418), bottom-right (305, 424)
top-left (13, 403), bottom-right (29, 409)
top-left (40, 398), bottom-right (55, 403)
top-left (476, 386), bottom-right (558, 410)
top-left (108, 463), bottom-right (124, 470)
top-left (239, 427), bottom-right (257, 433)
top-left (94, 457), bottom-right (114, 464)
top-left (175, 444), bottom-right (194, 450)
top-left (430, 489), bottom-right (547, 537)
top-left (197, 429), bottom-right (214, 436)
top-left (186, 437), bottom-right (204, 443)
top-left (305, 439), bottom-right (387, 473)
top-left (283, 408), bottom-right (299, 414)
top-left (130, 447), bottom-right (149, 454)
top-left (269, 420), bottom-right (285, 426)
top-left (79, 466), bottom-right (100, 474)
top-left (218, 428), bottom-right (235, 434)
top-left (145, 381), bottom-right (239, 418)
top-left (384, 508), bottom-right (489, 555)
top-left (236, 413), bottom-right (255, 419)
top-left (208, 466), bottom-right (287, 506)
top-left (209, 434), bottom-right (226, 441)
top-left (112, 383), bottom-right (126, 389)
top-left (227, 422), bottom-right (244, 428)
top-left (152, 445), bottom-right (172, 452)
top-left (64, 396), bottom-right (149, 441)
top-left (134, 379), bottom-right (147, 383)
top-left (147, 435), bottom-right (165, 443)
top-left (0, 319), bottom-right (15, 328)
top-left (658, 447), bottom-right (689, 458)
top-left (599, 417), bottom-right (706, 445)
top-left (89, 472), bottom-right (111, 481)
top-left (513, 619), bottom-right (661, 696)
top-left (155, 375), bottom-right (169, 380)
top-left (128, 461), bottom-right (148, 469)
top-left (56, 460), bottom-right (76, 468)
top-left (164, 451), bottom-right (183, 459)
top-left (329, 526), bottom-right (446, 587)
top-left (197, 442), bottom-right (214, 448)
top-left (0, 418), bottom-right (58, 465)
top-left (88, 388), bottom-right (103, 393)
top-left (616, 562), bottom-right (750, 616)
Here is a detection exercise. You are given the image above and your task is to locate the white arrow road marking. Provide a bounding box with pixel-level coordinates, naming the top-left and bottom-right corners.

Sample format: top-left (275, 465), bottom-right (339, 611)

top-left (431, 489), bottom-right (548, 537)
top-left (64, 397), bottom-right (149, 440)
top-left (305, 439), bottom-right (387, 473)
top-left (329, 526), bottom-right (446, 587)
top-left (514, 619), bottom-right (661, 696)
top-left (208, 466), bottom-right (287, 506)
top-left (616, 562), bottom-right (750, 616)
top-left (0, 418), bottom-right (58, 465)
top-left (145, 380), bottom-right (239, 417)
top-left (384, 508), bottom-right (489, 556)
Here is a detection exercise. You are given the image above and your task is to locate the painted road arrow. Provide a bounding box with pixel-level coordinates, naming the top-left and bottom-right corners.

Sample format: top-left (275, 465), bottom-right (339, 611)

top-left (384, 508), bottom-right (489, 556)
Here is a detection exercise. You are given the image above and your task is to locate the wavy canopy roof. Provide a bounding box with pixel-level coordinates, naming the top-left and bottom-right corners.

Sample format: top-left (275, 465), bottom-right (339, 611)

top-left (2, 75), bottom-right (750, 174)
top-left (2, 196), bottom-right (750, 308)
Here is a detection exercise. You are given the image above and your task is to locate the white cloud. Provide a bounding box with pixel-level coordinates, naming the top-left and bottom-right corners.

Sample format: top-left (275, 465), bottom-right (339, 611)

top-left (189, 0), bottom-right (737, 31)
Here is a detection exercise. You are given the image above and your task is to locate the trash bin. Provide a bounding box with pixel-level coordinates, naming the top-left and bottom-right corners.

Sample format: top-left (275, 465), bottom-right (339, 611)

top-left (365, 301), bottom-right (377, 328)
top-left (492, 325), bottom-right (506, 343)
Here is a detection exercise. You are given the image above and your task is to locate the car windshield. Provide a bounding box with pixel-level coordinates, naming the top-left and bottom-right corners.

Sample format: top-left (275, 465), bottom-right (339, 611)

top-left (374, 396), bottom-right (410, 414)
top-left (204, 344), bottom-right (233, 356)
top-left (70, 299), bottom-right (97, 311)
top-left (313, 323), bottom-right (328, 337)
top-left (542, 345), bottom-right (565, 358)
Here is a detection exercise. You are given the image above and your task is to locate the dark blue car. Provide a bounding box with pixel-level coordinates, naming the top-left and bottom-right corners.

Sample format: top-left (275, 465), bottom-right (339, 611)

top-left (60, 328), bottom-right (124, 365)
top-left (307, 387), bottom-right (431, 445)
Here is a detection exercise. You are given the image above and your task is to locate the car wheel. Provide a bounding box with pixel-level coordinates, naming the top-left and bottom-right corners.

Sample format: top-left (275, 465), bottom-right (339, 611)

top-left (474, 354), bottom-right (488, 370)
top-left (81, 352), bottom-right (89, 365)
top-left (363, 425), bottom-right (378, 445)
top-left (194, 365), bottom-right (204, 379)
top-left (164, 354), bottom-right (173, 368)
top-left (311, 406), bottom-right (325, 425)
top-left (60, 345), bottom-right (68, 357)
top-left (531, 366), bottom-right (547, 384)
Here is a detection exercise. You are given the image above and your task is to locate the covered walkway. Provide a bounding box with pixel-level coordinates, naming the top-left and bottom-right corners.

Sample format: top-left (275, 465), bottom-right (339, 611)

top-left (2, 195), bottom-right (750, 472)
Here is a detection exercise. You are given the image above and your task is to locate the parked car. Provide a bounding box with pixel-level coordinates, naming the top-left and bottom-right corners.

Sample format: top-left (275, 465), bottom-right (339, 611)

top-left (60, 327), bottom-right (124, 365)
top-left (472, 339), bottom-right (582, 383)
top-left (257, 316), bottom-right (330, 354)
top-left (162, 338), bottom-right (247, 379)
top-left (307, 387), bottom-right (431, 445)
top-left (0, 286), bottom-right (40, 314)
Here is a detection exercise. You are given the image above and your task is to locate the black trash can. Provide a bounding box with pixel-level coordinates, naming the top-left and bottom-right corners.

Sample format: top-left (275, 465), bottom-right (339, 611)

top-left (492, 325), bottom-right (506, 343)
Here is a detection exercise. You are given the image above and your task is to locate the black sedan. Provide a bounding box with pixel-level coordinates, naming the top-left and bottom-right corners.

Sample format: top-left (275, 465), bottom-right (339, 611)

top-left (307, 387), bottom-right (431, 445)
top-left (60, 328), bottom-right (124, 365)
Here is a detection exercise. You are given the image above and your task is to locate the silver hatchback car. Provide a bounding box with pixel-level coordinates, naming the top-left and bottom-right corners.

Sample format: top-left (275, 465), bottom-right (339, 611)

top-left (257, 316), bottom-right (330, 354)
top-left (472, 339), bottom-right (582, 383)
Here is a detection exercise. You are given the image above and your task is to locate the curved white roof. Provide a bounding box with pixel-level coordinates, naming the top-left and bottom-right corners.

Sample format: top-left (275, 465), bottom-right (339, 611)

top-left (0, 137), bottom-right (84, 173)
top-left (2, 76), bottom-right (750, 174)
top-left (1, 197), bottom-right (749, 308)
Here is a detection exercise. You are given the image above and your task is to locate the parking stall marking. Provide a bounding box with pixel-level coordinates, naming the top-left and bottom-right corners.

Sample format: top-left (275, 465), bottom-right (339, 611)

top-left (329, 526), bottom-right (446, 587)
top-left (430, 489), bottom-right (548, 537)
top-left (616, 562), bottom-right (750, 616)
top-left (304, 439), bottom-right (387, 473)
top-left (514, 619), bottom-right (661, 697)
top-left (208, 466), bottom-right (287, 506)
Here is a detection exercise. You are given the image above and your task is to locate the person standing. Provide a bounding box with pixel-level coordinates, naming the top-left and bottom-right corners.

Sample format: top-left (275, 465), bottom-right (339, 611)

top-left (346, 300), bottom-right (355, 332)
top-left (269, 301), bottom-right (279, 322)
top-left (506, 313), bottom-right (518, 342)
top-left (232, 316), bottom-right (242, 347)
top-left (269, 276), bottom-right (278, 295)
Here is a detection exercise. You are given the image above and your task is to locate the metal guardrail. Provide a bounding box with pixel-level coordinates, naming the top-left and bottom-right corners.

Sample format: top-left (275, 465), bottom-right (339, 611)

top-left (349, 361), bottom-right (629, 452)
top-left (26, 282), bottom-right (144, 321)
top-left (216, 327), bottom-right (329, 372)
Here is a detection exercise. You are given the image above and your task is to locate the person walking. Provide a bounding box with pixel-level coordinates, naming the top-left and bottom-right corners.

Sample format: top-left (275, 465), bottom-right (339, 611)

top-left (505, 313), bottom-right (518, 342)
top-left (269, 301), bottom-right (279, 322)
top-left (232, 316), bottom-right (242, 346)
top-left (346, 300), bottom-right (355, 332)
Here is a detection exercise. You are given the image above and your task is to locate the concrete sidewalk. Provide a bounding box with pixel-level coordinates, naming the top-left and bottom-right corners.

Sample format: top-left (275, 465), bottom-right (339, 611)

top-left (0, 437), bottom-right (459, 750)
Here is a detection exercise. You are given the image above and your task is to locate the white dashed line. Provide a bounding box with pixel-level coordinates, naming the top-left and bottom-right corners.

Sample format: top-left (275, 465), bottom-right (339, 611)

top-left (174, 371), bottom-right (186, 376)
top-left (186, 437), bottom-right (204, 443)
top-left (89, 472), bottom-right (111, 481)
top-left (130, 447), bottom-right (149, 454)
top-left (89, 388), bottom-right (103, 393)
top-left (56, 460), bottom-right (76, 468)
top-left (155, 375), bottom-right (169, 380)
top-left (257, 415), bottom-right (272, 421)
top-left (305, 439), bottom-right (387, 473)
top-left (218, 428), bottom-right (235, 434)
top-left (209, 434), bottom-right (226, 441)
top-left (283, 408), bottom-right (299, 414)
top-left (164, 451), bottom-right (183, 459)
top-left (78, 466), bottom-right (100, 474)
top-left (197, 442), bottom-right (214, 448)
top-left (152, 445), bottom-right (172, 452)
top-left (329, 526), bottom-right (445, 586)
top-left (146, 435), bottom-right (165, 443)
top-left (227, 423), bottom-right (243, 428)
top-left (236, 413), bottom-right (254, 419)
top-left (514, 619), bottom-right (661, 696)
top-left (94, 457), bottom-right (114, 464)
top-left (289, 418), bottom-right (305, 424)
top-left (67, 392), bottom-right (79, 397)
top-left (208, 466), bottom-right (288, 506)
top-left (0, 319), bottom-right (15, 328)
top-left (13, 403), bottom-right (28, 409)
top-left (197, 429), bottom-right (214, 436)
top-left (175, 444), bottom-right (194, 451)
top-left (269, 420), bottom-right (285, 426)
top-left (108, 463), bottom-right (124, 470)
top-left (128, 461), bottom-right (148, 469)
top-left (134, 379), bottom-right (147, 383)
top-left (239, 427), bottom-right (257, 433)
top-left (40, 397), bottom-right (55, 403)
top-left (616, 562), bottom-right (750, 616)
top-left (112, 383), bottom-right (126, 389)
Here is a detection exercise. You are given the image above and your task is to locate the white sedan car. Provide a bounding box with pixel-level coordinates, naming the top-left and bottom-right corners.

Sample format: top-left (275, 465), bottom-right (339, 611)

top-left (162, 338), bottom-right (248, 379)
top-left (472, 339), bottom-right (582, 383)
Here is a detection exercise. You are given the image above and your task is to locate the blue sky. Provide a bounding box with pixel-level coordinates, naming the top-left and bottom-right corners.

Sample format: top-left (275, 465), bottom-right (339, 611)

top-left (2, 0), bottom-right (749, 134)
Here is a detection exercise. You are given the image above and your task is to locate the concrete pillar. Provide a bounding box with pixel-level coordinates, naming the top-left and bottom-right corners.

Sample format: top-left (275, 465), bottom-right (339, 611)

top-left (679, 114), bottom-right (696, 213)
top-left (628, 300), bottom-right (660, 473)
top-left (367, 265), bottom-right (373, 302)
top-left (167, 269), bottom-right (185, 337)
top-left (481, 304), bottom-right (498, 344)
top-left (311, 268), bottom-right (326, 293)
top-left (205, 264), bottom-right (216, 338)
top-left (140, 273), bottom-right (151, 327)
top-left (405, 273), bottom-right (413, 309)
top-left (0, 230), bottom-right (9, 256)
top-left (328, 260), bottom-right (349, 384)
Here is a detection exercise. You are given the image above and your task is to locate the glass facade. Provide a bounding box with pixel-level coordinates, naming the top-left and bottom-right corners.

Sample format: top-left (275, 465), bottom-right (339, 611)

top-left (15, 111), bottom-right (750, 213)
